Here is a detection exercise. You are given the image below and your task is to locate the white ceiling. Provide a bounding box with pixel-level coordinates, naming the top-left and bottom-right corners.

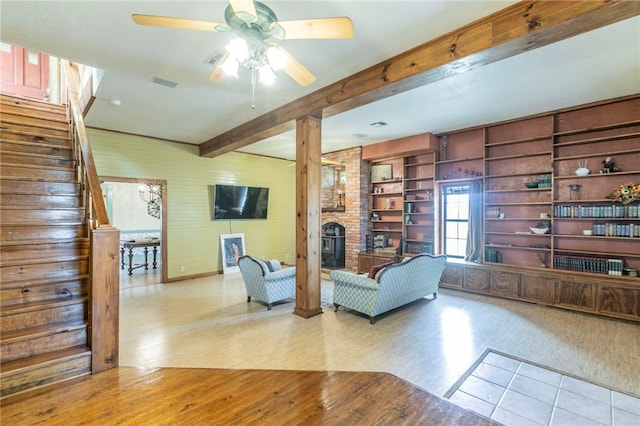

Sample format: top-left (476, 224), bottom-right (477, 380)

top-left (1, 1), bottom-right (638, 161)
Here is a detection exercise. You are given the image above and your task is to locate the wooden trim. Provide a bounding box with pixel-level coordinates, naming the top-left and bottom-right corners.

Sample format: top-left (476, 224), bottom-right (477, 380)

top-left (199, 0), bottom-right (639, 158)
top-left (100, 176), bottom-right (168, 284)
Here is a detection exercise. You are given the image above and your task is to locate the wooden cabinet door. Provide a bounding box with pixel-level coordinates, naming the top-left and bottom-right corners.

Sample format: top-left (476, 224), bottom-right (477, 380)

top-left (440, 263), bottom-right (463, 288)
top-left (358, 254), bottom-right (374, 274)
top-left (463, 266), bottom-right (490, 294)
top-left (555, 278), bottom-right (595, 312)
top-left (521, 275), bottom-right (554, 304)
top-left (598, 284), bottom-right (640, 320)
top-left (491, 270), bottom-right (520, 298)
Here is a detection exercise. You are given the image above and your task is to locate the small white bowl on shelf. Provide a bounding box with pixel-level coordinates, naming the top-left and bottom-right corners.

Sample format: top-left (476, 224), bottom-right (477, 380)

top-left (530, 227), bottom-right (551, 234)
top-left (575, 167), bottom-right (590, 176)
top-left (583, 230), bottom-right (593, 236)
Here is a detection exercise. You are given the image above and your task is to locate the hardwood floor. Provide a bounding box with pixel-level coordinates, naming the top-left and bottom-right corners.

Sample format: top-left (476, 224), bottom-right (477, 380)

top-left (2, 269), bottom-right (638, 424)
top-left (1, 367), bottom-right (499, 425)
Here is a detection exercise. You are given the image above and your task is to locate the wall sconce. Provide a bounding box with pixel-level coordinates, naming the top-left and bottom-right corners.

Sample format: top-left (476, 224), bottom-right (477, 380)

top-left (139, 183), bottom-right (162, 219)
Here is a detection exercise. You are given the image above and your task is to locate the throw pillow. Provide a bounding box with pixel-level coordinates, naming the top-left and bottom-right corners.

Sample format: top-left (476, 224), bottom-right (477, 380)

top-left (368, 261), bottom-right (393, 279)
top-left (266, 259), bottom-right (282, 272)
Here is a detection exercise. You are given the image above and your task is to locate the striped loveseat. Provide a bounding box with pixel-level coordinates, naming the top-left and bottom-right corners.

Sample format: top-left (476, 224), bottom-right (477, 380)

top-left (330, 253), bottom-right (446, 324)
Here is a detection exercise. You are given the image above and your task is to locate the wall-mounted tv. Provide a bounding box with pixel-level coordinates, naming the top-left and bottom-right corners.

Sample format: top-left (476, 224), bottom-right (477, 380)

top-left (211, 184), bottom-right (269, 220)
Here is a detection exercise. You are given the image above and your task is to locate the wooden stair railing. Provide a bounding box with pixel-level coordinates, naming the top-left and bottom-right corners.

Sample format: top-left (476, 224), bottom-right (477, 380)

top-left (61, 60), bottom-right (120, 374)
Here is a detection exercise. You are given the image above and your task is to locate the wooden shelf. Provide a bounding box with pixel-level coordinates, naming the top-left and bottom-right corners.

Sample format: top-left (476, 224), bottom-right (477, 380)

top-left (485, 244), bottom-right (550, 251)
top-left (485, 151), bottom-right (552, 161)
top-left (554, 248), bottom-right (640, 259)
top-left (485, 135), bottom-right (551, 147)
top-left (554, 148), bottom-right (640, 161)
top-left (371, 191), bottom-right (403, 196)
top-left (486, 202), bottom-right (551, 206)
top-left (486, 188), bottom-right (551, 193)
top-left (554, 170), bottom-right (640, 180)
top-left (485, 171), bottom-right (552, 179)
top-left (553, 119), bottom-right (640, 137)
top-left (435, 156), bottom-right (483, 165)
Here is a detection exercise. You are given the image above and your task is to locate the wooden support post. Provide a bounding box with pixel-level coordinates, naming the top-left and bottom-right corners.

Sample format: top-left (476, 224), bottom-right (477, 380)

top-left (90, 225), bottom-right (120, 372)
top-left (293, 115), bottom-right (323, 318)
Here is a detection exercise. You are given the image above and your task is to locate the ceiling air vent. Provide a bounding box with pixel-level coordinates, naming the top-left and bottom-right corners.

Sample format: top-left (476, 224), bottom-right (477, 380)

top-left (205, 52), bottom-right (223, 65)
top-left (151, 77), bottom-right (178, 88)
top-left (369, 121), bottom-right (388, 128)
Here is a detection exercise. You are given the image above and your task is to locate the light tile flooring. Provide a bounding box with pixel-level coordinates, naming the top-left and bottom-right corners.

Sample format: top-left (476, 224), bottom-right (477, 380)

top-left (119, 270), bottom-right (640, 425)
top-left (447, 351), bottom-right (640, 426)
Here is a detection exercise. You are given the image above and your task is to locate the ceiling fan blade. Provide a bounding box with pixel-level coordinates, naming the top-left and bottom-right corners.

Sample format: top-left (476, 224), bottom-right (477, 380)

top-left (132, 14), bottom-right (228, 32)
top-left (209, 52), bottom-right (229, 81)
top-left (276, 46), bottom-right (316, 87)
top-left (229, 0), bottom-right (258, 23)
top-left (273, 17), bottom-right (354, 40)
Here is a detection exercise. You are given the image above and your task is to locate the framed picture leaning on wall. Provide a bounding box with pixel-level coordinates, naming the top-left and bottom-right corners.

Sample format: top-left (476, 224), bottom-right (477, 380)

top-left (220, 233), bottom-right (246, 274)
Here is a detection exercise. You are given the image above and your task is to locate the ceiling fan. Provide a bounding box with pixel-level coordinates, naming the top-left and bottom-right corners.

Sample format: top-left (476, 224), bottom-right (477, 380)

top-left (132, 0), bottom-right (354, 87)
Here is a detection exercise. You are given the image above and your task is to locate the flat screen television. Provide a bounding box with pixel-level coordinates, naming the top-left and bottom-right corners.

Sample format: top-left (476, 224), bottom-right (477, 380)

top-left (211, 184), bottom-right (269, 220)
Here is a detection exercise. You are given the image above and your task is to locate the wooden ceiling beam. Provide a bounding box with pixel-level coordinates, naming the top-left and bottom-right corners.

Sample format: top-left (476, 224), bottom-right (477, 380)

top-left (199, 0), bottom-right (639, 158)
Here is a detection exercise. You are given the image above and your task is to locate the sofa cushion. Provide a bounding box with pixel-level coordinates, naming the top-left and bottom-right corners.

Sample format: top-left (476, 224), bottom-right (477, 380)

top-left (368, 262), bottom-right (393, 279)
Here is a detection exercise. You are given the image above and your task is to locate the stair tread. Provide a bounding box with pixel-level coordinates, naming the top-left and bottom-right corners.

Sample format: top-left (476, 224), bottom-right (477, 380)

top-left (0, 150), bottom-right (73, 161)
top-left (0, 296), bottom-right (88, 316)
top-left (0, 96), bottom-right (67, 113)
top-left (0, 136), bottom-right (72, 148)
top-left (1, 320), bottom-right (87, 344)
top-left (0, 237), bottom-right (89, 247)
top-left (0, 161), bottom-right (74, 171)
top-left (0, 205), bottom-right (84, 211)
top-left (0, 274), bottom-right (89, 289)
top-left (1, 254), bottom-right (90, 268)
top-left (0, 346), bottom-right (91, 374)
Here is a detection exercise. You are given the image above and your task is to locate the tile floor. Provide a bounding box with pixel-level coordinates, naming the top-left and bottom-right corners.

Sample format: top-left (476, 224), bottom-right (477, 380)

top-left (447, 350), bottom-right (640, 426)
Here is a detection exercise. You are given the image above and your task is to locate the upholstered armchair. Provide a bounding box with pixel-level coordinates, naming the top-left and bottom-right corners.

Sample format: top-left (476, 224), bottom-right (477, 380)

top-left (237, 255), bottom-right (296, 310)
top-left (330, 253), bottom-right (446, 324)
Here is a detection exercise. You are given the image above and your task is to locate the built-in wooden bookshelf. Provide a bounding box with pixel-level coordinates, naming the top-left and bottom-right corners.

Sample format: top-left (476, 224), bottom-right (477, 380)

top-left (437, 95), bottom-right (640, 322)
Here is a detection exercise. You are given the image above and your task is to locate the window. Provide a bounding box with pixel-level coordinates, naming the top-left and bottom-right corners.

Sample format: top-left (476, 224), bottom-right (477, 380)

top-left (443, 184), bottom-right (470, 258)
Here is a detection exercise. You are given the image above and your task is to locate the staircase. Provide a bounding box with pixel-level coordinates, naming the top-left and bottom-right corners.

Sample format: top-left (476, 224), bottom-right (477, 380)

top-left (0, 94), bottom-right (93, 397)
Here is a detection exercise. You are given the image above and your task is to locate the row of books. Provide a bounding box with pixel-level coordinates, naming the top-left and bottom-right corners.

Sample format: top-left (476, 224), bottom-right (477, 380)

top-left (592, 223), bottom-right (640, 238)
top-left (554, 204), bottom-right (639, 218)
top-left (485, 249), bottom-right (503, 263)
top-left (404, 242), bottom-right (433, 254)
top-left (553, 255), bottom-right (624, 275)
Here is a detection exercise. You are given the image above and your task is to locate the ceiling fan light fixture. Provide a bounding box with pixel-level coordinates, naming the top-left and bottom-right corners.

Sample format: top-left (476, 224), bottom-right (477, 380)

top-left (226, 38), bottom-right (250, 63)
top-left (220, 56), bottom-right (240, 78)
top-left (258, 65), bottom-right (276, 84)
top-left (266, 46), bottom-right (286, 70)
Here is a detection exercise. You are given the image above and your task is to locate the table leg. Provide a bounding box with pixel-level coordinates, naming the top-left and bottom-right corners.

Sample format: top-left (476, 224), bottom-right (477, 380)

top-left (120, 246), bottom-right (125, 270)
top-left (127, 247), bottom-right (134, 275)
top-left (152, 246), bottom-right (158, 269)
top-left (144, 246), bottom-right (149, 270)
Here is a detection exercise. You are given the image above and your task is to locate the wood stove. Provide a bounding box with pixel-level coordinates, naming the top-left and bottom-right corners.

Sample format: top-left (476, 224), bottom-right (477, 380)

top-left (321, 222), bottom-right (345, 269)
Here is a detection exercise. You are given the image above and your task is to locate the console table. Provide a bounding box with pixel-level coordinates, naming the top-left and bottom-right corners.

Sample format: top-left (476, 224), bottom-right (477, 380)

top-left (120, 239), bottom-right (160, 276)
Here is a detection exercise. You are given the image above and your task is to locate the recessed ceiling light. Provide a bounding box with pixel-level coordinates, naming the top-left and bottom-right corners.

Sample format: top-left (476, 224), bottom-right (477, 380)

top-left (109, 99), bottom-right (121, 106)
top-left (369, 121), bottom-right (388, 128)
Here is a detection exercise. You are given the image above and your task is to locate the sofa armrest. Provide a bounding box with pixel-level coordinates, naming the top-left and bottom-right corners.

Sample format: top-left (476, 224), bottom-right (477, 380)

top-left (264, 267), bottom-right (296, 282)
top-left (330, 270), bottom-right (379, 290)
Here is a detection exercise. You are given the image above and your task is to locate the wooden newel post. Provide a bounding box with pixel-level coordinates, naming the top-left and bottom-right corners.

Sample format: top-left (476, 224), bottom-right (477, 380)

top-left (90, 225), bottom-right (120, 372)
top-left (294, 115), bottom-right (323, 318)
